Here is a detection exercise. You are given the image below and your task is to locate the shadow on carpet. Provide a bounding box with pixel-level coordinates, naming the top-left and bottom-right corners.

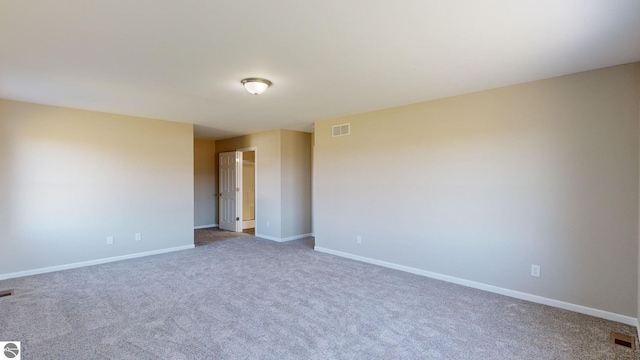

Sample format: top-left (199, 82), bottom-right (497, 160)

top-left (194, 227), bottom-right (251, 246)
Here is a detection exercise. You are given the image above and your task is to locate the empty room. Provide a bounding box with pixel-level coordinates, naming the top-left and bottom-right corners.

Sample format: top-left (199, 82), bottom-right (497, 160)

top-left (1, 1), bottom-right (640, 359)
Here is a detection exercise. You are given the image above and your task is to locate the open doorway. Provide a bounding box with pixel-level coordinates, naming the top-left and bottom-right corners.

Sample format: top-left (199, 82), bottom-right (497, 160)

top-left (241, 150), bottom-right (255, 235)
top-left (218, 148), bottom-right (257, 234)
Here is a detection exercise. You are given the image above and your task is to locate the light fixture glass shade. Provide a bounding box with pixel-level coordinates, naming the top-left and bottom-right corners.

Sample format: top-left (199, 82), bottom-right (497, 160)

top-left (241, 78), bottom-right (272, 95)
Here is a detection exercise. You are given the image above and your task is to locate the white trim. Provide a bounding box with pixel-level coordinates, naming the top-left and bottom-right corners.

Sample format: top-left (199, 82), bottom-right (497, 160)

top-left (255, 233), bottom-right (279, 241)
top-left (243, 220), bottom-right (255, 229)
top-left (313, 246), bottom-right (637, 327)
top-left (236, 147), bottom-right (258, 152)
top-left (282, 233), bottom-right (313, 242)
top-left (235, 151), bottom-right (243, 232)
top-left (237, 147), bottom-right (258, 236)
top-left (194, 224), bottom-right (218, 229)
top-left (255, 233), bottom-right (313, 243)
top-left (0, 245), bottom-right (195, 281)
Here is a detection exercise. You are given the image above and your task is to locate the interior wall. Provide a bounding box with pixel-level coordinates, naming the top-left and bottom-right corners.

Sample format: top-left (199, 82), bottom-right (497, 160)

top-left (215, 130), bottom-right (282, 239)
top-left (281, 130), bottom-right (312, 238)
top-left (215, 129), bottom-right (312, 240)
top-left (194, 139), bottom-right (217, 227)
top-left (314, 63), bottom-right (640, 318)
top-left (0, 99), bottom-right (194, 277)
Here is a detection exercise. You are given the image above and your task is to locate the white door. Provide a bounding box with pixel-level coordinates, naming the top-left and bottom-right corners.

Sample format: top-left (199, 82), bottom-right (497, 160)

top-left (219, 151), bottom-right (243, 232)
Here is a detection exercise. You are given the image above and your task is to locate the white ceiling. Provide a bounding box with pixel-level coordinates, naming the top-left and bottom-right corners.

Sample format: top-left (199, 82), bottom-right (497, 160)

top-left (1, 1), bottom-right (639, 139)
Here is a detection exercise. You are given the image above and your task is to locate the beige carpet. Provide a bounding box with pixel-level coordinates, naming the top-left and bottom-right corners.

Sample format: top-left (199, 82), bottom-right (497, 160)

top-left (1, 235), bottom-right (638, 359)
top-left (194, 227), bottom-right (251, 246)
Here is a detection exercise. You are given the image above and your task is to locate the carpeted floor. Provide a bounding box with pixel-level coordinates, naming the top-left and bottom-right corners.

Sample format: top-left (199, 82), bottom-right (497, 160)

top-left (194, 227), bottom-right (251, 246)
top-left (0, 234), bottom-right (638, 359)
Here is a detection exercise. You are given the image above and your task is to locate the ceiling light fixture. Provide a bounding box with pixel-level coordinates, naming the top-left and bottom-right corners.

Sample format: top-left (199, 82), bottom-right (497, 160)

top-left (241, 78), bottom-right (272, 95)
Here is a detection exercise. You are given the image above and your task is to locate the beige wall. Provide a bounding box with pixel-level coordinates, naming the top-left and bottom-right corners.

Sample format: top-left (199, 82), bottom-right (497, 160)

top-left (314, 63), bottom-right (640, 318)
top-left (194, 139), bottom-right (217, 227)
top-left (281, 130), bottom-right (312, 238)
top-left (216, 129), bottom-right (312, 240)
top-left (0, 99), bottom-right (194, 277)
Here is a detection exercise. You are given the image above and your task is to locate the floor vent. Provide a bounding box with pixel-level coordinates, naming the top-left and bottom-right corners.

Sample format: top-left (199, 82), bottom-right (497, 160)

top-left (0, 289), bottom-right (13, 298)
top-left (611, 332), bottom-right (636, 350)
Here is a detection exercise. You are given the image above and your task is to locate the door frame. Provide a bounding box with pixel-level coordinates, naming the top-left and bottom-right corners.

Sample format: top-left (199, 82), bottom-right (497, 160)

top-left (237, 147), bottom-right (257, 233)
top-left (218, 151), bottom-right (243, 232)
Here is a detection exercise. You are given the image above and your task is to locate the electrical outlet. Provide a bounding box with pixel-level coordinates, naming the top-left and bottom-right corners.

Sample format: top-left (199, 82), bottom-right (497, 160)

top-left (356, 235), bottom-right (362, 244)
top-left (135, 233), bottom-right (142, 241)
top-left (531, 264), bottom-right (540, 277)
top-left (107, 236), bottom-right (114, 245)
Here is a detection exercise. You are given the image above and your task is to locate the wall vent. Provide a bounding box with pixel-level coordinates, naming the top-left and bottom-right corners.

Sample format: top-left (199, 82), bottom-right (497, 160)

top-left (0, 289), bottom-right (13, 298)
top-left (611, 332), bottom-right (636, 350)
top-left (332, 123), bottom-right (350, 137)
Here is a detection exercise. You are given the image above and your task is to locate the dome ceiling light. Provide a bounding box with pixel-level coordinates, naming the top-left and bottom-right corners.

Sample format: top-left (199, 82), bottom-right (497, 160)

top-left (241, 78), bottom-right (272, 95)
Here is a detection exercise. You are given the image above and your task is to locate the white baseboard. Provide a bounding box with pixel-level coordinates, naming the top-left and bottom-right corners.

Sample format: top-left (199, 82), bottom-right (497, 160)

top-left (194, 224), bottom-right (218, 229)
top-left (255, 233), bottom-right (313, 242)
top-left (314, 246), bottom-right (637, 327)
top-left (0, 245), bottom-right (195, 281)
top-left (243, 220), bottom-right (255, 229)
top-left (282, 233), bottom-right (313, 242)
